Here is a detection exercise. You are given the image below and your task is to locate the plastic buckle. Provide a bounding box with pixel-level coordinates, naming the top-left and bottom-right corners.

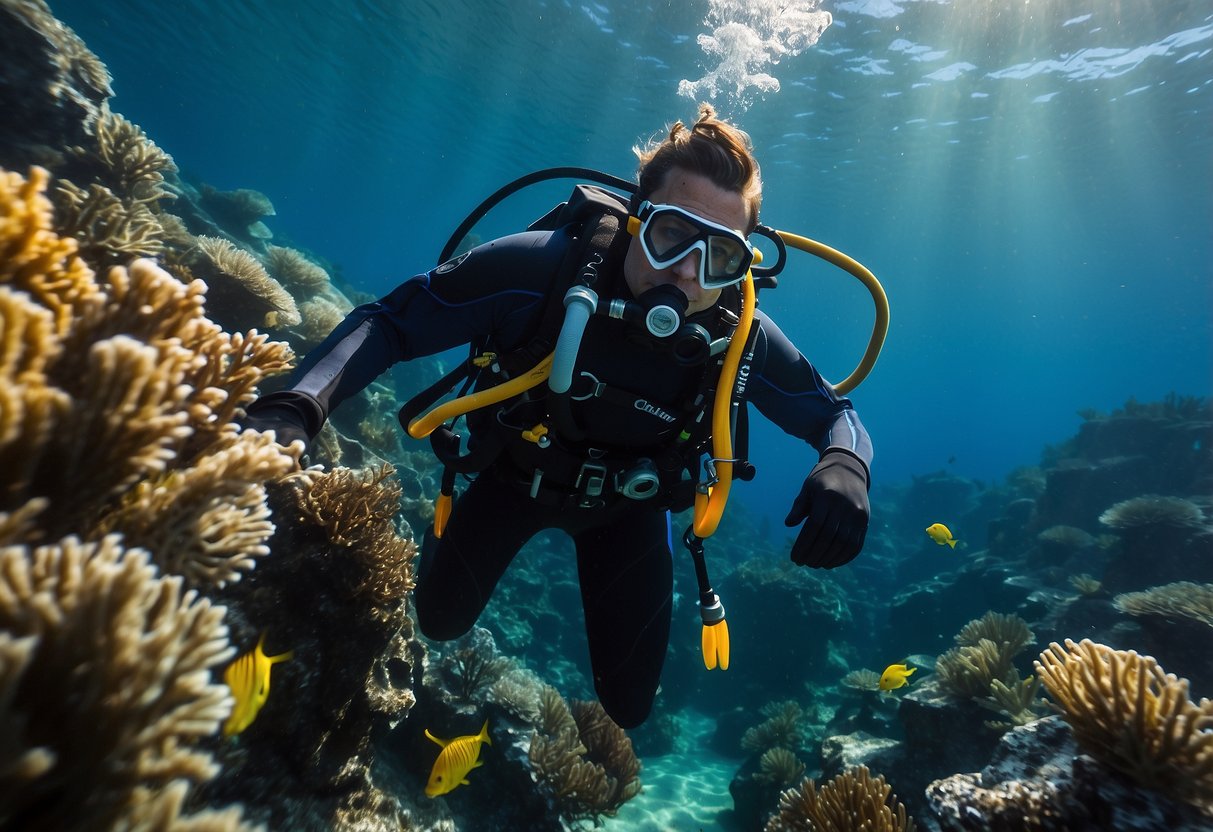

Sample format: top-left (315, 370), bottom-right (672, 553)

top-left (574, 461), bottom-right (608, 505)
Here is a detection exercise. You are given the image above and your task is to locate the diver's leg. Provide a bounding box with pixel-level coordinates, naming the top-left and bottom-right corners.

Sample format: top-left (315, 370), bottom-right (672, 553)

top-left (572, 507), bottom-right (673, 728)
top-left (414, 470), bottom-right (545, 641)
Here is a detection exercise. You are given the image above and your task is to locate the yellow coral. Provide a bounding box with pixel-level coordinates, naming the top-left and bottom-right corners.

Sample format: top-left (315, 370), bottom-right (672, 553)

top-left (0, 535), bottom-right (253, 829)
top-left (1034, 638), bottom-right (1213, 808)
top-left (0, 166), bottom-right (104, 337)
top-left (96, 429), bottom-right (300, 587)
top-left (765, 765), bottom-right (916, 832)
top-left (2, 164), bottom-right (298, 544)
top-left (54, 179), bottom-right (166, 264)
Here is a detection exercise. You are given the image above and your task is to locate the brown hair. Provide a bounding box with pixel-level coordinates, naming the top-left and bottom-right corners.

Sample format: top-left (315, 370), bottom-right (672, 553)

top-left (634, 103), bottom-right (763, 231)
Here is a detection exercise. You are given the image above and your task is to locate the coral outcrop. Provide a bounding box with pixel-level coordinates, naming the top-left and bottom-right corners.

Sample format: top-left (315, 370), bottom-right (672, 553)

top-left (765, 765), bottom-right (916, 831)
top-left (1034, 639), bottom-right (1213, 809)
top-left (0, 535), bottom-right (254, 830)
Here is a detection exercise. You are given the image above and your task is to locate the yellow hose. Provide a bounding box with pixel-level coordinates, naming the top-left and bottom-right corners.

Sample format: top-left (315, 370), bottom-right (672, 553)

top-left (692, 272), bottom-right (756, 538)
top-left (407, 352), bottom-right (554, 439)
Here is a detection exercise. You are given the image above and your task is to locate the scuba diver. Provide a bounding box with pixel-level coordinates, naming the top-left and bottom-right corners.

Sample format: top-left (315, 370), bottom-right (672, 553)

top-left (243, 104), bottom-right (874, 728)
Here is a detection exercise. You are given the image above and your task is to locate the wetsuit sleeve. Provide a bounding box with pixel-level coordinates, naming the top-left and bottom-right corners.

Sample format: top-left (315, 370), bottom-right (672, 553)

top-left (746, 309), bottom-right (874, 471)
top-left (245, 229), bottom-right (570, 438)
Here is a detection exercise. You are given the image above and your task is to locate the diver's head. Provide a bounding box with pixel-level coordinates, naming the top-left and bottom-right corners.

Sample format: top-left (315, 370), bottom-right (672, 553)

top-left (625, 104), bottom-right (762, 315)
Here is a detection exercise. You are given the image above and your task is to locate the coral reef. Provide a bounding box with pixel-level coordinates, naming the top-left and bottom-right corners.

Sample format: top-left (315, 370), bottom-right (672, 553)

top-left (927, 715), bottom-right (1211, 831)
top-left (756, 747), bottom-right (806, 787)
top-left (764, 765), bottom-right (916, 831)
top-left (437, 626), bottom-right (512, 703)
top-left (527, 686), bottom-right (643, 825)
top-left (1099, 495), bottom-right (1206, 531)
top-left (289, 463), bottom-right (416, 606)
top-left (190, 235), bottom-right (301, 330)
top-left (0, 535), bottom-right (254, 829)
top-left (742, 700), bottom-right (810, 754)
top-left (1034, 639), bottom-right (1213, 809)
top-left (842, 668), bottom-right (883, 692)
top-left (1114, 581), bottom-right (1213, 627)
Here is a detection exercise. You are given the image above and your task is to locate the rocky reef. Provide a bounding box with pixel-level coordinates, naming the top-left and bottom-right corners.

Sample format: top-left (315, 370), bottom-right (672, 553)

top-left (0, 3), bottom-right (643, 829)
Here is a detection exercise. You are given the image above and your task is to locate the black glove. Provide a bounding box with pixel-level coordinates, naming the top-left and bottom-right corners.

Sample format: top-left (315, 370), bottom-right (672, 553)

top-left (784, 449), bottom-right (870, 569)
top-left (240, 391), bottom-right (322, 452)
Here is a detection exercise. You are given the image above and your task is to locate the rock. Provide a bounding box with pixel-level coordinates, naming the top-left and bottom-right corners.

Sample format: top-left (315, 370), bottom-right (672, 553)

top-left (926, 716), bottom-right (1211, 831)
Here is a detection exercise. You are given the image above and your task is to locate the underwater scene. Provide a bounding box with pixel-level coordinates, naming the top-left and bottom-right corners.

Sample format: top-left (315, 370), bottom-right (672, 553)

top-left (0, 0), bottom-right (1210, 830)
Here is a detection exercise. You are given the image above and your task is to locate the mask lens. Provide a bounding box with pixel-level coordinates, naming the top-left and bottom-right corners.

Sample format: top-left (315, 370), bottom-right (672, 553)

top-left (707, 235), bottom-right (748, 284)
top-left (637, 203), bottom-right (754, 289)
top-left (644, 213), bottom-right (700, 260)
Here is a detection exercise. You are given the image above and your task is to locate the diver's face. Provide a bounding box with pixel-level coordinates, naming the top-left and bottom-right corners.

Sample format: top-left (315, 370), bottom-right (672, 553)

top-left (624, 169), bottom-right (750, 315)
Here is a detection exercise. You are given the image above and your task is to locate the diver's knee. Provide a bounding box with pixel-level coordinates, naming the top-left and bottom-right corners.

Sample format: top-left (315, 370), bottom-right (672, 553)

top-left (413, 593), bottom-right (474, 643)
top-left (597, 689), bottom-right (653, 729)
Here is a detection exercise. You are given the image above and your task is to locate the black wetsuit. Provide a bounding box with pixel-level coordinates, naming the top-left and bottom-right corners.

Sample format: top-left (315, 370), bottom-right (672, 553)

top-left (248, 224), bottom-right (873, 727)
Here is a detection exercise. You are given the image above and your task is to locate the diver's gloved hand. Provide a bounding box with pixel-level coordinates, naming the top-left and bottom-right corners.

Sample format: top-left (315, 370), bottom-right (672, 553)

top-left (240, 391), bottom-right (322, 454)
top-left (784, 449), bottom-right (870, 569)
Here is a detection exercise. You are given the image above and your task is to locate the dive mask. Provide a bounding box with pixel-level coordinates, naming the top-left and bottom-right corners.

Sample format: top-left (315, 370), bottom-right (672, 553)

top-left (628, 201), bottom-right (756, 290)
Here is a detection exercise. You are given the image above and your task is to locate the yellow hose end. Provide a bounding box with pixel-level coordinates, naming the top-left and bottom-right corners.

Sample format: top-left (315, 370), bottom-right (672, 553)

top-left (702, 624), bottom-right (718, 670)
top-left (716, 620), bottom-right (731, 671)
top-left (702, 620), bottom-right (730, 671)
top-left (433, 493), bottom-right (452, 539)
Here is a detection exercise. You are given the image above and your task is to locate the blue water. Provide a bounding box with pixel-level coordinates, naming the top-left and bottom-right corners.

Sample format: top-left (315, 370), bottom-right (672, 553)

top-left (49, 0), bottom-right (1212, 524)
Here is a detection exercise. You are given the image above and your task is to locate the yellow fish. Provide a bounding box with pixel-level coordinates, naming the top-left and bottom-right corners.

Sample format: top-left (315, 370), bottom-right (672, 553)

top-left (925, 522), bottom-right (959, 549)
top-left (425, 719), bottom-right (491, 797)
top-left (879, 662), bottom-right (916, 691)
top-left (222, 631), bottom-right (293, 736)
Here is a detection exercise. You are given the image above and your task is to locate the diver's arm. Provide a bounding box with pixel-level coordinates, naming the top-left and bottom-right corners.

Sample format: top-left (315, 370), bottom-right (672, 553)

top-left (243, 230), bottom-right (568, 445)
top-left (747, 309), bottom-right (873, 569)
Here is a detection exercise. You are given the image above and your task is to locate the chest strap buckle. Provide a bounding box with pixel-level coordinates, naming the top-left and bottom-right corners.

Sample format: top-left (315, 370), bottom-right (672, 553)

top-left (575, 461), bottom-right (608, 500)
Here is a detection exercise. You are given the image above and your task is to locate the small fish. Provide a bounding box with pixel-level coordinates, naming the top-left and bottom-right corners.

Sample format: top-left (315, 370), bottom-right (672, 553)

top-left (925, 522), bottom-right (959, 549)
top-left (425, 719), bottom-right (491, 797)
top-left (879, 662), bottom-right (917, 691)
top-left (222, 631), bottom-right (294, 737)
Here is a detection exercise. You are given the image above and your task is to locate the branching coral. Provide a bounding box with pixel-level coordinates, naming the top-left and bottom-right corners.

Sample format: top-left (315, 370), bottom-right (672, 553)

top-left (0, 535), bottom-right (256, 830)
top-left (1069, 573), bottom-right (1103, 596)
top-left (764, 765), bottom-right (917, 832)
top-left (1114, 582), bottom-right (1213, 628)
top-left (93, 106), bottom-right (177, 204)
top-left (742, 700), bottom-right (808, 753)
top-left (842, 669), bottom-right (883, 692)
top-left (1099, 495), bottom-right (1205, 531)
top-left (955, 611), bottom-right (1034, 654)
top-left (95, 428), bottom-right (298, 587)
top-left (1, 167), bottom-right (298, 542)
top-left (978, 675), bottom-right (1047, 728)
top-left (193, 235), bottom-right (301, 328)
top-left (265, 244), bottom-right (331, 295)
top-left (439, 627), bottom-right (512, 703)
top-left (290, 464), bottom-right (416, 606)
top-left (489, 664), bottom-right (546, 725)
top-left (1034, 638), bottom-right (1213, 808)
top-left (936, 638), bottom-right (1019, 700)
top-left (528, 689), bottom-right (642, 825)
top-left (54, 179), bottom-right (165, 265)
top-left (2, 0), bottom-right (112, 127)
top-left (756, 747), bottom-right (806, 787)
